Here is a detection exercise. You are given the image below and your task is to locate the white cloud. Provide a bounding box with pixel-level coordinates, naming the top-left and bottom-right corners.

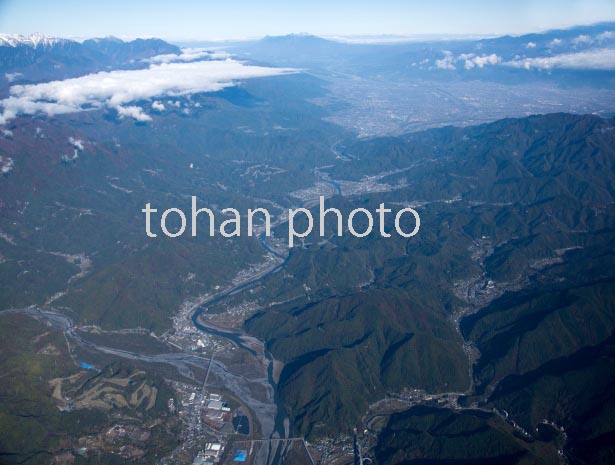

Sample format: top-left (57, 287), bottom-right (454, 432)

top-left (147, 47), bottom-right (231, 64)
top-left (435, 51), bottom-right (502, 70)
top-left (2, 129), bottom-right (12, 137)
top-left (463, 53), bottom-right (501, 69)
top-left (68, 136), bottom-right (84, 151)
top-left (460, 53), bottom-right (476, 69)
top-left (0, 156), bottom-right (14, 174)
top-left (572, 34), bottom-right (593, 46)
top-left (475, 54), bottom-right (502, 67)
top-left (505, 48), bottom-right (615, 70)
top-left (0, 59), bottom-right (295, 124)
top-left (61, 152), bottom-right (78, 162)
top-left (5, 72), bottom-right (22, 83)
top-left (526, 42), bottom-right (537, 49)
top-left (597, 31), bottom-right (615, 42)
top-left (115, 105), bottom-right (152, 122)
top-left (549, 38), bottom-right (563, 47)
top-left (435, 51), bottom-right (456, 70)
top-left (152, 100), bottom-right (165, 111)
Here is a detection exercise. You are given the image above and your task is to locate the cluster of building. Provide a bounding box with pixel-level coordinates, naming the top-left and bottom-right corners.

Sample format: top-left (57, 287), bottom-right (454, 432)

top-left (313, 433), bottom-right (355, 464)
top-left (192, 442), bottom-right (223, 465)
top-left (202, 393), bottom-right (231, 429)
top-left (231, 259), bottom-right (278, 286)
top-left (157, 285), bottom-right (255, 463)
top-left (160, 381), bottom-right (228, 465)
top-left (173, 384), bottom-right (247, 463)
top-left (163, 296), bottom-right (228, 355)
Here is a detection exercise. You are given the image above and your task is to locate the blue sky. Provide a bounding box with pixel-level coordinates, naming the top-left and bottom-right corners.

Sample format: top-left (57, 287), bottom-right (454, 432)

top-left (1, 0), bottom-right (614, 40)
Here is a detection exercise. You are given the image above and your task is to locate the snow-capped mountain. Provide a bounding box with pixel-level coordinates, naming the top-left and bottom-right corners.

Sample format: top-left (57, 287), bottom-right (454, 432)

top-left (0, 34), bottom-right (180, 86)
top-left (0, 32), bottom-right (72, 48)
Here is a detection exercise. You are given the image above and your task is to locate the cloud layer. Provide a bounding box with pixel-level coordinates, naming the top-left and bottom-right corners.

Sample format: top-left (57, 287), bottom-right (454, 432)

top-left (146, 47), bottom-right (231, 64)
top-left (0, 59), bottom-right (295, 124)
top-left (431, 29), bottom-right (615, 72)
top-left (435, 51), bottom-right (502, 70)
top-left (506, 48), bottom-right (615, 70)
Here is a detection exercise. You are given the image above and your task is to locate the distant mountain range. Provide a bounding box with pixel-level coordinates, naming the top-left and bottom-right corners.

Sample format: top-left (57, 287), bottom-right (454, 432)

top-left (0, 34), bottom-right (180, 87)
top-left (230, 22), bottom-right (615, 75)
top-left (0, 32), bottom-right (69, 48)
top-left (2, 22), bottom-right (615, 93)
